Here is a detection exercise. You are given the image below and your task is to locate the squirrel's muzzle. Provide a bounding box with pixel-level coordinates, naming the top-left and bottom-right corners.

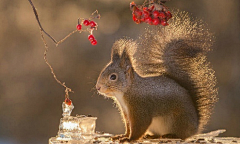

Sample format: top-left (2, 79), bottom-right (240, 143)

top-left (96, 84), bottom-right (101, 91)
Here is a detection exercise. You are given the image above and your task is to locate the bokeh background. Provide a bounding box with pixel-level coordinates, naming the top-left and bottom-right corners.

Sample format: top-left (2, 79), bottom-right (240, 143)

top-left (0, 0), bottom-right (239, 143)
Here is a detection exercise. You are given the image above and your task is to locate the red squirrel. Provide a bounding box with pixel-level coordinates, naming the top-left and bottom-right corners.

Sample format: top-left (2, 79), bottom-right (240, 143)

top-left (96, 11), bottom-right (218, 142)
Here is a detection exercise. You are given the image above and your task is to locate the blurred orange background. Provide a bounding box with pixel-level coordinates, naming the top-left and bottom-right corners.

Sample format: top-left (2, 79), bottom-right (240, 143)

top-left (0, 0), bottom-right (239, 143)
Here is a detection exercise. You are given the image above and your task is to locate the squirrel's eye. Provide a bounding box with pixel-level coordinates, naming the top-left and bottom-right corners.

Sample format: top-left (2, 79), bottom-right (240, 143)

top-left (109, 73), bottom-right (117, 81)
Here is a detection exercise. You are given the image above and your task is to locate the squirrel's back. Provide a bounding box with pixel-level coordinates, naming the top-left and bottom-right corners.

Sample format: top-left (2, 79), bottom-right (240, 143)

top-left (127, 10), bottom-right (218, 132)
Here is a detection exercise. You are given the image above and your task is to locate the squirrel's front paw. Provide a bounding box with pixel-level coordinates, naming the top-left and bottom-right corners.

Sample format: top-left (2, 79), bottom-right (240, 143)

top-left (119, 137), bottom-right (131, 143)
top-left (111, 134), bottom-right (127, 141)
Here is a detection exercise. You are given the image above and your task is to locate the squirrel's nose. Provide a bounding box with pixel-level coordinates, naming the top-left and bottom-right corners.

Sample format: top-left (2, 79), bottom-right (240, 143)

top-left (96, 84), bottom-right (101, 91)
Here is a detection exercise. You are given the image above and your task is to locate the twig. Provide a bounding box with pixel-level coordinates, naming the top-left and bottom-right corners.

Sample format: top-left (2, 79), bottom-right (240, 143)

top-left (28, 0), bottom-right (78, 46)
top-left (40, 31), bottom-right (73, 98)
top-left (28, 0), bottom-right (58, 44)
top-left (28, 0), bottom-right (73, 98)
top-left (143, 0), bottom-right (169, 6)
top-left (56, 30), bottom-right (78, 46)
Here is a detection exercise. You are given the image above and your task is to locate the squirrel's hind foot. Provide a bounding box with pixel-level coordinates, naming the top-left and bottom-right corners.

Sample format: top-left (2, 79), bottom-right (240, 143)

top-left (161, 134), bottom-right (179, 139)
top-left (143, 134), bottom-right (161, 139)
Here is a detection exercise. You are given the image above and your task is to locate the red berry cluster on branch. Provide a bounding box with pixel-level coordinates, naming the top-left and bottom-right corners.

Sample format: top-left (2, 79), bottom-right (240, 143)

top-left (76, 11), bottom-right (100, 46)
top-left (130, 1), bottom-right (172, 26)
top-left (88, 34), bottom-right (97, 45)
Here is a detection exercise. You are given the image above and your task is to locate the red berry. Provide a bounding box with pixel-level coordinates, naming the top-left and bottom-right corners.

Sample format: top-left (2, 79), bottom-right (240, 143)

top-left (161, 20), bottom-right (169, 26)
top-left (153, 10), bottom-right (160, 18)
top-left (135, 19), bottom-right (141, 24)
top-left (159, 12), bottom-right (166, 19)
top-left (91, 39), bottom-right (97, 45)
top-left (152, 18), bottom-right (160, 25)
top-left (132, 14), bottom-right (137, 21)
top-left (88, 35), bottom-right (95, 41)
top-left (89, 21), bottom-right (97, 28)
top-left (143, 11), bottom-right (150, 18)
top-left (65, 98), bottom-right (72, 105)
top-left (143, 7), bottom-right (148, 11)
top-left (76, 24), bottom-right (82, 30)
top-left (130, 1), bottom-right (136, 6)
top-left (83, 20), bottom-right (90, 26)
top-left (166, 11), bottom-right (172, 20)
top-left (145, 17), bottom-right (152, 24)
top-left (149, 5), bottom-right (155, 11)
top-left (140, 17), bottom-right (145, 22)
top-left (135, 10), bottom-right (142, 17)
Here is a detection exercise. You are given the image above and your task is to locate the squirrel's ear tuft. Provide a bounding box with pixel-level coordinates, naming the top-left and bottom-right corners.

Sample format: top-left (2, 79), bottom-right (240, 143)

top-left (111, 47), bottom-right (120, 61)
top-left (111, 38), bottom-right (135, 63)
top-left (121, 49), bottom-right (134, 81)
top-left (120, 48), bottom-right (132, 68)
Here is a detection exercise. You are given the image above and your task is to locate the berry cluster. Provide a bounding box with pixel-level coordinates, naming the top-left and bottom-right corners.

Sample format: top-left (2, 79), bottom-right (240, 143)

top-left (88, 34), bottom-right (97, 45)
top-left (77, 19), bottom-right (97, 31)
top-left (76, 11), bottom-right (100, 46)
top-left (130, 1), bottom-right (172, 26)
top-left (65, 97), bottom-right (72, 105)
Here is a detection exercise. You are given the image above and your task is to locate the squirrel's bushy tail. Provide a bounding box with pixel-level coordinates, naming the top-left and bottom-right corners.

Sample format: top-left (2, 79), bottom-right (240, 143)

top-left (130, 10), bottom-right (218, 132)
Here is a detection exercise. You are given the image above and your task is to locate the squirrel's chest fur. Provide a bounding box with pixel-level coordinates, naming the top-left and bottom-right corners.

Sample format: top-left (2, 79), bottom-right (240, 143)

top-left (114, 91), bottom-right (172, 136)
top-left (114, 92), bottom-right (129, 117)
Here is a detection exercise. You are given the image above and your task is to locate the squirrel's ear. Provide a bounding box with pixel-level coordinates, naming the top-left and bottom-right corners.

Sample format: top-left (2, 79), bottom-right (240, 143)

top-left (125, 65), bottom-right (134, 83)
top-left (111, 47), bottom-right (120, 61)
top-left (120, 49), bottom-right (132, 68)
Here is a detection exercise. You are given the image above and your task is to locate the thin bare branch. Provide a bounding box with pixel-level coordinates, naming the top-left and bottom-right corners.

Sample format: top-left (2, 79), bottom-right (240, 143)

top-left (28, 0), bottom-right (73, 98)
top-left (28, 0), bottom-right (58, 44)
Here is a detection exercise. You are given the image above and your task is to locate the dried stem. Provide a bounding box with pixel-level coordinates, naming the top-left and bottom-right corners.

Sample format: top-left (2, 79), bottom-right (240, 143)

top-left (40, 31), bottom-right (73, 98)
top-left (28, 0), bottom-right (73, 98)
top-left (56, 30), bottom-right (78, 46)
top-left (28, 0), bottom-right (78, 46)
top-left (143, 0), bottom-right (169, 6)
top-left (28, 0), bottom-right (58, 44)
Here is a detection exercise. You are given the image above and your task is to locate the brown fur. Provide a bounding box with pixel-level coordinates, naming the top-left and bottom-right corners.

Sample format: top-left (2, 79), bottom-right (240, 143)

top-left (96, 10), bottom-right (217, 142)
